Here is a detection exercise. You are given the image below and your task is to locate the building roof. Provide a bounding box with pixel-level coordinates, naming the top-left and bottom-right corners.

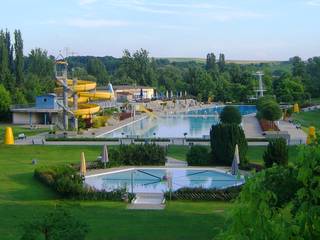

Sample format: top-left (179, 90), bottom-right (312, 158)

top-left (36, 93), bottom-right (57, 98)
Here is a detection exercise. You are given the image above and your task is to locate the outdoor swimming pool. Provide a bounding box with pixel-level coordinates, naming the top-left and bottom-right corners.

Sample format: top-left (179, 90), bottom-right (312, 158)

top-left (101, 105), bottom-right (256, 138)
top-left (85, 168), bottom-right (244, 193)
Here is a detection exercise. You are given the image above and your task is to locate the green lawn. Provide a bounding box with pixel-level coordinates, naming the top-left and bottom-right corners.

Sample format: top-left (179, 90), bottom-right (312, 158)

top-left (292, 110), bottom-right (320, 133)
top-left (0, 124), bottom-right (50, 140)
top-left (167, 145), bottom-right (189, 161)
top-left (0, 145), bottom-right (230, 240)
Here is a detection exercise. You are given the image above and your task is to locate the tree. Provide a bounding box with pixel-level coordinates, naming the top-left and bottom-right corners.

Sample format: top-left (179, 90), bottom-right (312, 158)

top-left (87, 57), bottom-right (109, 85)
top-left (217, 145), bottom-right (320, 240)
top-left (0, 84), bottom-right (11, 118)
top-left (261, 102), bottom-right (282, 122)
top-left (218, 53), bottom-right (225, 72)
top-left (263, 138), bottom-right (289, 168)
top-left (290, 56), bottom-right (306, 77)
top-left (20, 207), bottom-right (89, 240)
top-left (219, 106), bottom-right (242, 125)
top-left (14, 29), bottom-right (24, 86)
top-left (210, 123), bottom-right (248, 166)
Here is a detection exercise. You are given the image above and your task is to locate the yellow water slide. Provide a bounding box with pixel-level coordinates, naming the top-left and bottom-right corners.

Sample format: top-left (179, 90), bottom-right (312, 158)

top-left (55, 79), bottom-right (114, 117)
top-left (136, 104), bottom-right (157, 118)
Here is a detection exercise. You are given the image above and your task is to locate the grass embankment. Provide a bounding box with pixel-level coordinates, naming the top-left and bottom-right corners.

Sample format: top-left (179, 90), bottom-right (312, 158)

top-left (292, 110), bottom-right (320, 133)
top-left (167, 145), bottom-right (300, 164)
top-left (0, 124), bottom-right (49, 139)
top-left (0, 145), bottom-right (229, 240)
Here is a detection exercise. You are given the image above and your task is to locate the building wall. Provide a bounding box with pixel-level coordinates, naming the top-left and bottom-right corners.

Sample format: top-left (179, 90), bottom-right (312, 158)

top-left (13, 112), bottom-right (43, 124)
top-left (115, 88), bottom-right (154, 99)
top-left (12, 112), bottom-right (59, 125)
top-left (36, 95), bottom-right (57, 109)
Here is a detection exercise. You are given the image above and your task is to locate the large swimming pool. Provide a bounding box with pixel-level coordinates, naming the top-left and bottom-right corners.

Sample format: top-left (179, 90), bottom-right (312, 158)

top-left (85, 168), bottom-right (244, 193)
top-left (101, 105), bottom-right (256, 138)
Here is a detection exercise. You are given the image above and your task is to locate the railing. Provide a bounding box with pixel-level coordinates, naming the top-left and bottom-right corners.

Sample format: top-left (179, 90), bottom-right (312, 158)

top-left (10, 103), bottom-right (35, 109)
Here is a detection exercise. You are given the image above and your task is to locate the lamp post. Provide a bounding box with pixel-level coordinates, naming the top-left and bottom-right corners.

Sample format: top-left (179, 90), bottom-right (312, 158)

top-left (183, 132), bottom-right (188, 145)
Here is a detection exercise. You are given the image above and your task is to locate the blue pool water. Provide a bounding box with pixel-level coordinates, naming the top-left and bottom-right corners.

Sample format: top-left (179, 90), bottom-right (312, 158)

top-left (85, 168), bottom-right (244, 193)
top-left (101, 105), bottom-right (256, 138)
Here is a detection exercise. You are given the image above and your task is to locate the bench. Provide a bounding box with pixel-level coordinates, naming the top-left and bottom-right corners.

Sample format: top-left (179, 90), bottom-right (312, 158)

top-left (18, 133), bottom-right (26, 140)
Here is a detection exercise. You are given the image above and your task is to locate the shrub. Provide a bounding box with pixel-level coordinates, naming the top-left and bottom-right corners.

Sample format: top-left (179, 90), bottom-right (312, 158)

top-left (108, 144), bottom-right (166, 167)
top-left (164, 186), bottom-right (241, 201)
top-left (186, 146), bottom-right (210, 166)
top-left (34, 165), bottom-right (131, 201)
top-left (219, 106), bottom-right (242, 125)
top-left (260, 102), bottom-right (282, 122)
top-left (92, 116), bottom-right (106, 128)
top-left (263, 138), bottom-right (289, 168)
top-left (210, 123), bottom-right (248, 166)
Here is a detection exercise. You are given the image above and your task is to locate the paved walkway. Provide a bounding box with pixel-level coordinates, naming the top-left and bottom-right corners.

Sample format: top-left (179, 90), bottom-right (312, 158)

top-left (242, 115), bottom-right (264, 139)
top-left (276, 120), bottom-right (307, 145)
top-left (165, 157), bottom-right (188, 167)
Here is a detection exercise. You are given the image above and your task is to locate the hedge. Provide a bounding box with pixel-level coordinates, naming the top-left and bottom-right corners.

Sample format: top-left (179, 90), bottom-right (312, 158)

top-left (34, 165), bottom-right (133, 201)
top-left (164, 186), bottom-right (241, 201)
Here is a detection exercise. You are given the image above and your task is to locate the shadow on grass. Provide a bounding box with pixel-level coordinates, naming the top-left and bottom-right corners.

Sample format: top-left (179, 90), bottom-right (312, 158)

top-left (6, 172), bottom-right (58, 201)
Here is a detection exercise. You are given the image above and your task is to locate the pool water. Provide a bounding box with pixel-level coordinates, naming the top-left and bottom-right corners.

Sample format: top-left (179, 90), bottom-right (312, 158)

top-left (85, 168), bottom-right (244, 193)
top-left (101, 105), bottom-right (256, 138)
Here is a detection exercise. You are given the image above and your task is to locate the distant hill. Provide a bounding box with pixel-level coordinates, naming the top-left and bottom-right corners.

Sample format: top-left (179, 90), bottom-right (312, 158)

top-left (159, 57), bottom-right (285, 64)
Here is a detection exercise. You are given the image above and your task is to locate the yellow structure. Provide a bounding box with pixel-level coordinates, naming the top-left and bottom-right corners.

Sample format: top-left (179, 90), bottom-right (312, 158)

top-left (4, 127), bottom-right (14, 145)
top-left (307, 126), bottom-right (316, 145)
top-left (136, 104), bottom-right (156, 118)
top-left (113, 85), bottom-right (154, 99)
top-left (293, 103), bottom-right (300, 113)
top-left (55, 79), bottom-right (114, 118)
top-left (309, 126), bottom-right (316, 138)
top-left (80, 152), bottom-right (86, 176)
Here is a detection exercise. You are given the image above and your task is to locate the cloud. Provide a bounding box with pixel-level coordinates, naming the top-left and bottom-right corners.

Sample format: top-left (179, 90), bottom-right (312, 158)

top-left (66, 18), bottom-right (130, 28)
top-left (306, 0), bottom-right (320, 6)
top-left (105, 0), bottom-right (265, 21)
top-left (79, 0), bottom-right (98, 6)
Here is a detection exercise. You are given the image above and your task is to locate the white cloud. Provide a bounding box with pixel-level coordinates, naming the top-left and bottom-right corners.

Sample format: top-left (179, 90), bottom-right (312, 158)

top-left (306, 0), bottom-right (320, 6)
top-left (105, 0), bottom-right (265, 21)
top-left (66, 18), bottom-right (130, 27)
top-left (79, 0), bottom-right (98, 6)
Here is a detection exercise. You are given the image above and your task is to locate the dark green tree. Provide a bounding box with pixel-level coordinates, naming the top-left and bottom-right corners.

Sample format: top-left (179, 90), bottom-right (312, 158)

top-left (210, 123), bottom-right (248, 166)
top-left (14, 29), bottom-right (24, 86)
top-left (263, 138), bottom-right (289, 168)
top-left (261, 101), bottom-right (282, 122)
top-left (87, 57), bottom-right (109, 85)
top-left (218, 53), bottom-right (225, 72)
top-left (0, 84), bottom-right (11, 119)
top-left (219, 106), bottom-right (242, 125)
top-left (20, 207), bottom-right (89, 240)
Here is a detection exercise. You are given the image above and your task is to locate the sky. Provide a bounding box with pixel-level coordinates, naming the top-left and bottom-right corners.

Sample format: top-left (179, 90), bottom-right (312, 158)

top-left (1, 0), bottom-right (320, 60)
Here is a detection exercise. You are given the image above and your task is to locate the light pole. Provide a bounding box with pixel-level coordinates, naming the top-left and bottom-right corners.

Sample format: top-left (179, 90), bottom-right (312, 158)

top-left (183, 132), bottom-right (188, 145)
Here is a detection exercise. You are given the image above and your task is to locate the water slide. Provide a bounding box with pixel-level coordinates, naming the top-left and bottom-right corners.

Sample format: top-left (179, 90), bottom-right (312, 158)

top-left (136, 104), bottom-right (157, 118)
top-left (55, 79), bottom-right (114, 117)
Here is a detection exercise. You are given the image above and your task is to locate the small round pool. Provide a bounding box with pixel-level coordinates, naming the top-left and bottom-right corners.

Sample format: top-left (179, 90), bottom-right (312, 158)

top-left (85, 168), bottom-right (244, 193)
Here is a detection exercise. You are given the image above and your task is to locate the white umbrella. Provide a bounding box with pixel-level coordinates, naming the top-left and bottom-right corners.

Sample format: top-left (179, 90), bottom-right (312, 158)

top-left (101, 144), bottom-right (109, 168)
top-left (80, 152), bottom-right (86, 176)
top-left (231, 144), bottom-right (240, 175)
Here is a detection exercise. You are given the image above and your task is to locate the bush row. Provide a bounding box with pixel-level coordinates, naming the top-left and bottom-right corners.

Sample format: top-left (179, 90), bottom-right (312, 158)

top-left (107, 144), bottom-right (166, 167)
top-left (164, 186), bottom-right (241, 201)
top-left (34, 165), bottom-right (133, 201)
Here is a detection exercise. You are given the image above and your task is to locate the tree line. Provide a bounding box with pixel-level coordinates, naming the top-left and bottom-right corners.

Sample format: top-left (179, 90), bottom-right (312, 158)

top-left (1, 28), bottom-right (320, 119)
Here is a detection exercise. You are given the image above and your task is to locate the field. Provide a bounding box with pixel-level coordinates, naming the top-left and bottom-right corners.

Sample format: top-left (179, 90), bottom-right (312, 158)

top-left (0, 145), bottom-right (230, 240)
top-left (292, 110), bottom-right (320, 133)
top-left (0, 124), bottom-right (49, 139)
top-left (0, 143), bottom-right (303, 239)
